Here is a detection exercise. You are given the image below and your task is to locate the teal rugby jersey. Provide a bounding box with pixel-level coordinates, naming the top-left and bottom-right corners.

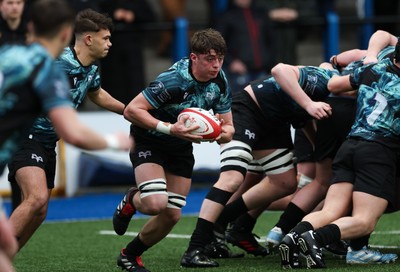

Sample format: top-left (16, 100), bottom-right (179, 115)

top-left (135, 57), bottom-right (232, 145)
top-left (251, 66), bottom-right (334, 128)
top-left (349, 58), bottom-right (400, 148)
top-left (0, 43), bottom-right (72, 171)
top-left (378, 45), bottom-right (395, 61)
top-left (28, 46), bottom-right (101, 148)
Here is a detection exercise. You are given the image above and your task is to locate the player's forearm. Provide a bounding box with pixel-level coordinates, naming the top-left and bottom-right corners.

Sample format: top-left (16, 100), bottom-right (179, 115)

top-left (89, 89), bottom-right (125, 114)
top-left (366, 30), bottom-right (397, 58)
top-left (272, 63), bottom-right (312, 109)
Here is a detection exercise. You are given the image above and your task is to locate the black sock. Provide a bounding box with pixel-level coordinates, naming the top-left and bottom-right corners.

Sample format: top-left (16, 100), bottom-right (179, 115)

top-left (314, 224), bottom-right (341, 247)
top-left (290, 221), bottom-right (314, 236)
top-left (276, 202), bottom-right (306, 234)
top-left (231, 212), bottom-right (256, 233)
top-left (125, 235), bottom-right (150, 257)
top-left (217, 197), bottom-right (249, 228)
top-left (349, 234), bottom-right (370, 250)
top-left (187, 218), bottom-right (215, 252)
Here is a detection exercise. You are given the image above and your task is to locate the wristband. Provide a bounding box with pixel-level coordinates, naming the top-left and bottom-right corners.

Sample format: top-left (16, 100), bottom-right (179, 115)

top-left (105, 134), bottom-right (120, 150)
top-left (156, 121), bottom-right (171, 135)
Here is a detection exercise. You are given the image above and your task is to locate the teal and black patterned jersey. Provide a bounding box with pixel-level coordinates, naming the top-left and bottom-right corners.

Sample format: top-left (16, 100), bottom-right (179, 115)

top-left (349, 57), bottom-right (400, 148)
top-left (378, 45), bottom-right (395, 61)
top-left (135, 57), bottom-right (232, 145)
top-left (0, 43), bottom-right (72, 171)
top-left (29, 46), bottom-right (101, 148)
top-left (251, 66), bottom-right (334, 128)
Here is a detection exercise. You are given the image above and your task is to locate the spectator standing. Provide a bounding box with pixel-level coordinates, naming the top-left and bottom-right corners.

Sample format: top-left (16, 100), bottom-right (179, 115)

top-left (215, 0), bottom-right (277, 92)
top-left (100, 0), bottom-right (156, 105)
top-left (0, 0), bottom-right (27, 45)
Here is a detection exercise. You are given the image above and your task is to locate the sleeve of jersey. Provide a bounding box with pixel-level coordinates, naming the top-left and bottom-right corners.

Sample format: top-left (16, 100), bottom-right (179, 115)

top-left (33, 61), bottom-right (73, 113)
top-left (89, 71), bottom-right (101, 92)
top-left (214, 71), bottom-right (232, 114)
top-left (142, 71), bottom-right (182, 109)
top-left (349, 69), bottom-right (362, 90)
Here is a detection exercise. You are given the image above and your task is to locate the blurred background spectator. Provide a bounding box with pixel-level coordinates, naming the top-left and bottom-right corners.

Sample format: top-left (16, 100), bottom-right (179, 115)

top-left (69, 0), bottom-right (101, 12)
top-left (0, 0), bottom-right (27, 45)
top-left (214, 0), bottom-right (277, 92)
top-left (99, 0), bottom-right (156, 105)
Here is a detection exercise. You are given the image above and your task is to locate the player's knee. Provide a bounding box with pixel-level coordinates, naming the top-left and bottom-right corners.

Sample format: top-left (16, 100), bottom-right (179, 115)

top-left (141, 196), bottom-right (169, 215)
top-left (167, 212), bottom-right (181, 226)
top-left (138, 178), bottom-right (168, 214)
top-left (25, 194), bottom-right (49, 212)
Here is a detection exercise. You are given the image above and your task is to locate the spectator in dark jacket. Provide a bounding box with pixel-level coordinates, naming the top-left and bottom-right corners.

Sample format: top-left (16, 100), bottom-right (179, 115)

top-left (100, 0), bottom-right (156, 105)
top-left (215, 0), bottom-right (277, 92)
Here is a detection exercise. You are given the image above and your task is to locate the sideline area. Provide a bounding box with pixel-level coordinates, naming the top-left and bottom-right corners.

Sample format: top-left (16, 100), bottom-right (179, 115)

top-left (3, 187), bottom-right (209, 222)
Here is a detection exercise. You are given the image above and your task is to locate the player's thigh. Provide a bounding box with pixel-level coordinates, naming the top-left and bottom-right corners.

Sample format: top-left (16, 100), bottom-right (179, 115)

top-left (352, 191), bottom-right (388, 223)
top-left (165, 173), bottom-right (191, 197)
top-left (321, 182), bottom-right (353, 216)
top-left (15, 167), bottom-right (48, 198)
top-left (134, 163), bottom-right (166, 182)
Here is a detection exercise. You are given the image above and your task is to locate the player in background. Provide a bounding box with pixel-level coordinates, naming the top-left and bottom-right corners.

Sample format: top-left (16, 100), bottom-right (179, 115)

top-left (7, 8), bottom-right (127, 254)
top-left (0, 0), bottom-right (130, 265)
top-left (112, 28), bottom-right (234, 272)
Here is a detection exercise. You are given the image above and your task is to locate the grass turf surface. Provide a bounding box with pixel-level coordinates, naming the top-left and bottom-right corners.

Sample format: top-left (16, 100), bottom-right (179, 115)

top-left (14, 211), bottom-right (400, 271)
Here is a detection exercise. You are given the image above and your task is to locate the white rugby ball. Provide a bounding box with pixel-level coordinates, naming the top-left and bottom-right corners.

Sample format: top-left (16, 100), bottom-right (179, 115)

top-left (177, 107), bottom-right (221, 140)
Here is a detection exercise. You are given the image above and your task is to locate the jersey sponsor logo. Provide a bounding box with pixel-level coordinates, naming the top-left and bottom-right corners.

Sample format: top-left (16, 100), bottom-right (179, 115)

top-left (245, 129), bottom-right (255, 140)
top-left (304, 74), bottom-right (317, 95)
top-left (257, 84), bottom-right (263, 89)
top-left (138, 151), bottom-right (152, 159)
top-left (73, 77), bottom-right (78, 87)
top-left (31, 153), bottom-right (43, 163)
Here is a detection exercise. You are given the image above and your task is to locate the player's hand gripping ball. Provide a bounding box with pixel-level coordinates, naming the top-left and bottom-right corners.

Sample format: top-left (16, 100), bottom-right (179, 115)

top-left (178, 108), bottom-right (221, 140)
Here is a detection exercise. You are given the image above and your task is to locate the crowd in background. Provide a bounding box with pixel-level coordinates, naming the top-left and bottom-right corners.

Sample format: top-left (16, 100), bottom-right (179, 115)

top-left (2, 0), bottom-right (398, 109)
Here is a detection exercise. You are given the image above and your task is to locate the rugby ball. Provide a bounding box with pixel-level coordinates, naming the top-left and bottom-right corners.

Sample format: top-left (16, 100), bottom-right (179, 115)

top-left (177, 108), bottom-right (221, 140)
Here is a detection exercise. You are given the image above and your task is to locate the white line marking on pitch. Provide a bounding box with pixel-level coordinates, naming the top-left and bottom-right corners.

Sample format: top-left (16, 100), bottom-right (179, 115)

top-left (99, 230), bottom-right (191, 239)
top-left (99, 230), bottom-right (400, 249)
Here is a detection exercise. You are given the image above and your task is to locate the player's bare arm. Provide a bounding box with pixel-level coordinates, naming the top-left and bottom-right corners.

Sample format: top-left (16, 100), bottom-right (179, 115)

top-left (330, 49), bottom-right (367, 68)
top-left (50, 107), bottom-right (131, 150)
top-left (327, 74), bottom-right (353, 94)
top-left (88, 87), bottom-right (125, 114)
top-left (215, 112), bottom-right (234, 144)
top-left (364, 30), bottom-right (398, 64)
top-left (124, 93), bottom-right (203, 142)
top-left (272, 63), bottom-right (332, 120)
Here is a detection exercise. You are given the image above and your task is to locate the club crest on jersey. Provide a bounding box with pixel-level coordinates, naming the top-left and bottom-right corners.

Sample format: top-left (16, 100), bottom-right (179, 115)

top-left (31, 153), bottom-right (43, 162)
top-left (138, 151), bottom-right (152, 159)
top-left (206, 92), bottom-right (215, 100)
top-left (245, 129), bottom-right (255, 140)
